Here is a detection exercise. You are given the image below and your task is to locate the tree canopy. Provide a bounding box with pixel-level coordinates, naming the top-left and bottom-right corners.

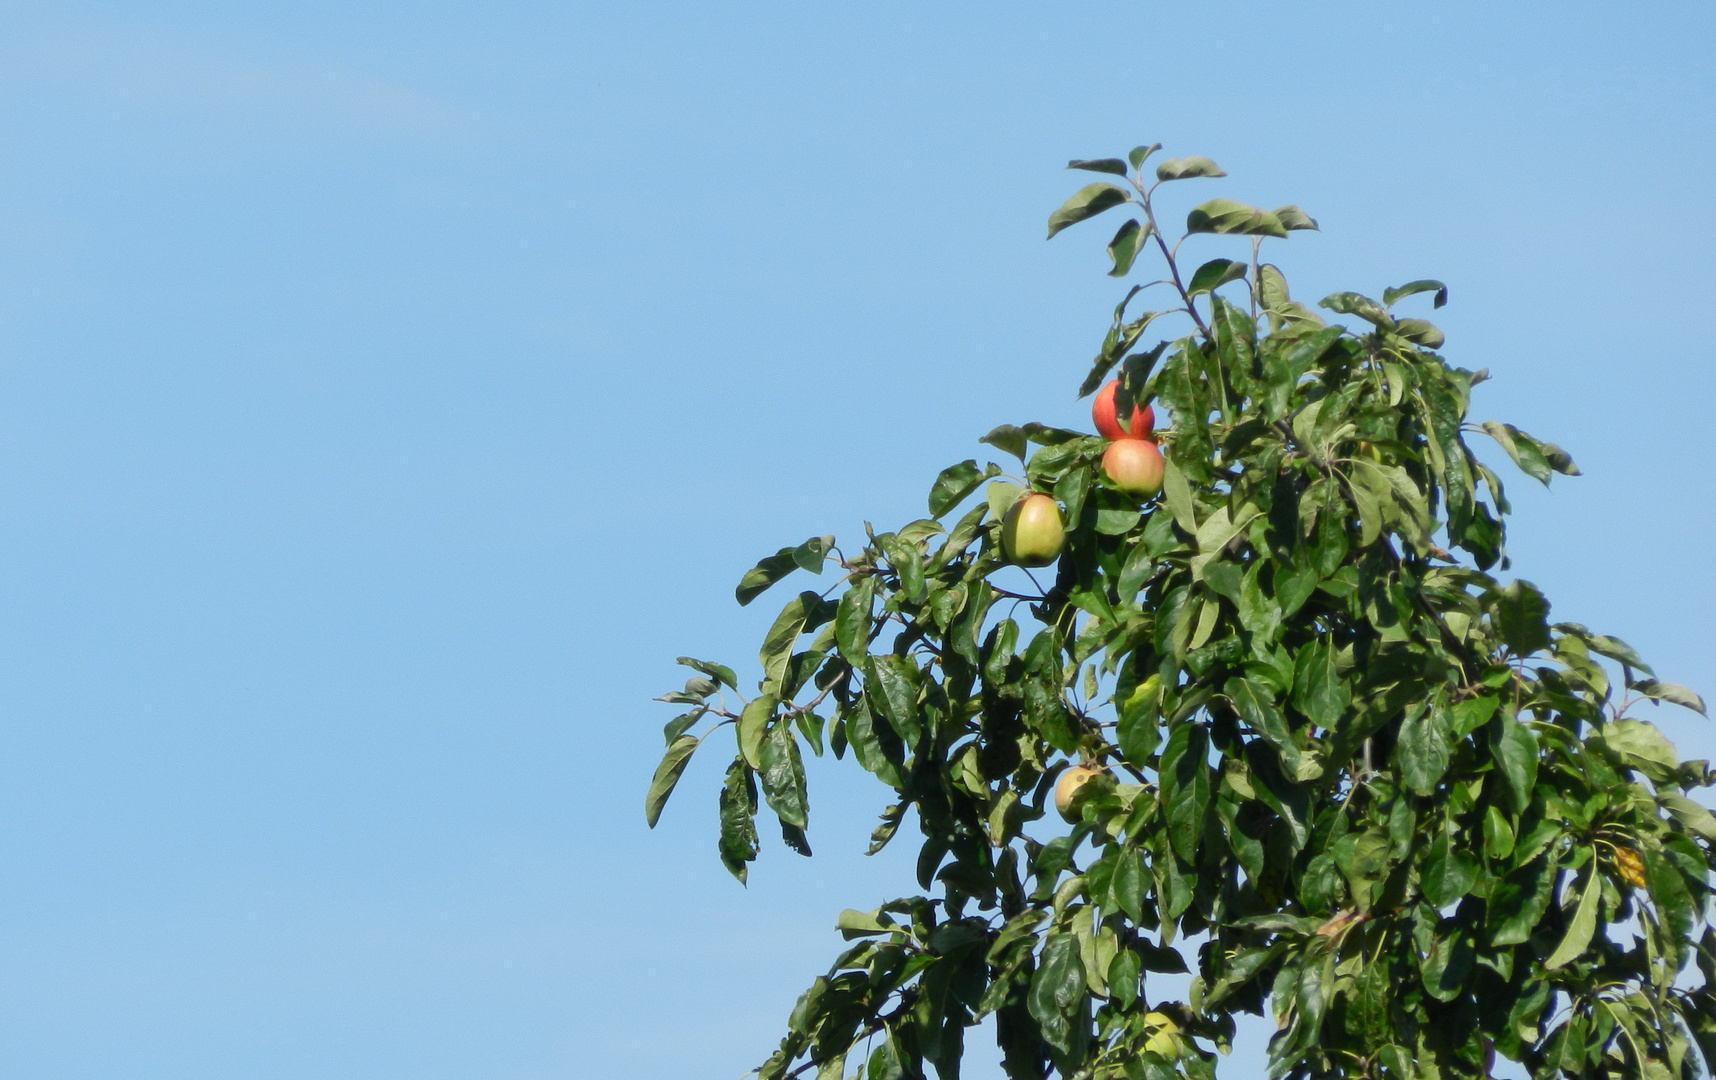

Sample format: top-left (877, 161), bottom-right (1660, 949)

top-left (648, 144), bottom-right (1713, 1080)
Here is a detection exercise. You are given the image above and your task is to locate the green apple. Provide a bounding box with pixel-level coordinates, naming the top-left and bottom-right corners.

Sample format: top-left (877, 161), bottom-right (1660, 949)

top-left (1001, 493), bottom-right (1065, 567)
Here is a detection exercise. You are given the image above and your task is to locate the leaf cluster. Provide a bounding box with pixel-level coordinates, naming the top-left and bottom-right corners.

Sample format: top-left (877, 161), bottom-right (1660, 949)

top-left (647, 146), bottom-right (1713, 1080)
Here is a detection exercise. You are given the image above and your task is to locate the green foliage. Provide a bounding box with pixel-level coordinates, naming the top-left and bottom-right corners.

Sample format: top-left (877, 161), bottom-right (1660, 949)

top-left (647, 146), bottom-right (1714, 1080)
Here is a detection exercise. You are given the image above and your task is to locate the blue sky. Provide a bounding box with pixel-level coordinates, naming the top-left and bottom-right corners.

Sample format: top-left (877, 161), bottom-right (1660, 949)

top-left (0, 2), bottom-right (1711, 1077)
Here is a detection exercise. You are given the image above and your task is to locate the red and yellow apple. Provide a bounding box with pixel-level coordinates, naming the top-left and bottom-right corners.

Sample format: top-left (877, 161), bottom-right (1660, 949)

top-left (1102, 438), bottom-right (1164, 499)
top-left (1001, 493), bottom-right (1065, 567)
top-left (1092, 380), bottom-right (1155, 441)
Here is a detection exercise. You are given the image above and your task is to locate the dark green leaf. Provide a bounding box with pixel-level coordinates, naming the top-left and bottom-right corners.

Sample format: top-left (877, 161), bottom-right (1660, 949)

top-left (760, 721), bottom-right (808, 829)
top-left (1187, 258), bottom-right (1247, 296)
top-left (1487, 857), bottom-right (1554, 945)
top-left (1047, 183), bottom-right (1131, 239)
top-left (644, 734), bottom-right (700, 828)
top-left (1068, 157), bottom-right (1129, 175)
top-left (1128, 144), bottom-right (1161, 170)
top-left (738, 544), bottom-right (814, 606)
top-left (717, 760), bottom-right (758, 883)
top-left (1154, 156), bottom-right (1225, 181)
top-left (1225, 677), bottom-right (1300, 775)
top-left (1382, 280), bottom-right (1447, 309)
top-left (663, 707), bottom-right (706, 745)
top-left (1492, 579), bottom-right (1552, 656)
top-left (1421, 831), bottom-right (1477, 908)
top-left (929, 459), bottom-right (987, 518)
top-left (1491, 714), bottom-right (1539, 812)
top-left (1162, 722), bottom-right (1211, 864)
top-left (980, 424), bottom-right (1028, 463)
top-left (1107, 218), bottom-right (1150, 278)
top-left (791, 535), bottom-right (833, 575)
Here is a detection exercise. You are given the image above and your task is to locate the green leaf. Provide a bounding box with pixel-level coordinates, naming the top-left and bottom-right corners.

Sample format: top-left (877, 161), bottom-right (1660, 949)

top-left (929, 459), bottom-right (988, 518)
top-left (1396, 704), bottom-right (1450, 796)
top-left (1128, 144), bottom-right (1161, 169)
top-left (866, 655), bottom-right (923, 749)
top-left (979, 424), bottom-right (1028, 463)
top-left (985, 480), bottom-right (1023, 525)
top-left (1659, 793), bottom-right (1716, 840)
top-left (1544, 862), bottom-right (1601, 969)
top-left (717, 760), bottom-right (758, 883)
top-left (737, 543), bottom-right (820, 606)
top-left (1154, 156), bottom-right (1225, 181)
top-left (834, 577), bottom-right (876, 663)
top-left (676, 656), bottom-right (738, 690)
top-left (644, 734), bottom-right (700, 828)
top-left (1318, 291), bottom-right (1393, 329)
top-left (1604, 719), bottom-right (1681, 778)
top-left (1491, 715), bottom-right (1539, 812)
top-left (1107, 218), bottom-right (1150, 277)
top-left (1382, 279), bottom-right (1447, 309)
top-left (1633, 679), bottom-right (1708, 716)
top-left (1118, 679), bottom-right (1161, 766)
top-left (835, 908), bottom-right (898, 939)
top-left (1293, 639), bottom-right (1349, 731)
top-left (1186, 258), bottom-right (1248, 296)
top-left (1225, 677), bottom-right (1301, 775)
top-left (1047, 183), bottom-right (1131, 239)
top-left (738, 694), bottom-right (777, 770)
top-left (760, 720), bottom-right (809, 829)
top-left (1068, 157), bottom-right (1129, 175)
top-left (1481, 421), bottom-right (1551, 484)
top-left (759, 591), bottom-right (820, 693)
top-left (1271, 205), bottom-right (1319, 231)
top-left (663, 707), bottom-right (706, 745)
top-left (1161, 458), bottom-right (1198, 534)
top-left (1186, 198), bottom-right (1286, 238)
top-left (1162, 722), bottom-right (1212, 864)
top-left (1393, 318), bottom-right (1444, 349)
top-left (1492, 579), bottom-right (1552, 656)
top-left (1421, 831), bottom-right (1477, 908)
top-left (791, 535), bottom-right (833, 574)
top-left (1488, 857), bottom-right (1554, 945)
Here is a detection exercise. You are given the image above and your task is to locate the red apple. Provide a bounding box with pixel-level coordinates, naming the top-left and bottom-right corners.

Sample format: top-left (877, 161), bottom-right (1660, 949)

top-left (1102, 438), bottom-right (1164, 499)
top-left (1092, 380), bottom-right (1155, 441)
top-left (1001, 493), bottom-right (1065, 567)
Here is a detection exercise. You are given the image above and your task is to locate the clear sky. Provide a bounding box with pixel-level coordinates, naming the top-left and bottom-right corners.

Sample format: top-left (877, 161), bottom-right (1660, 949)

top-left (0, 2), bottom-right (1711, 1077)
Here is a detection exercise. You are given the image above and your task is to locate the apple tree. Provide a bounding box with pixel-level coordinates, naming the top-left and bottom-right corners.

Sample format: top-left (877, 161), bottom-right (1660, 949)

top-left (645, 145), bottom-right (1715, 1080)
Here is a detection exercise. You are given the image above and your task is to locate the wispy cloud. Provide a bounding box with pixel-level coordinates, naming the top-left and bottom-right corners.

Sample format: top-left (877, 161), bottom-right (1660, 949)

top-left (1, 23), bottom-right (472, 142)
